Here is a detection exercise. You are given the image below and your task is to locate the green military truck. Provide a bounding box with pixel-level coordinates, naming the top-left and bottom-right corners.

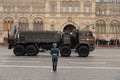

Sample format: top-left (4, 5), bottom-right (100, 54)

top-left (8, 26), bottom-right (95, 57)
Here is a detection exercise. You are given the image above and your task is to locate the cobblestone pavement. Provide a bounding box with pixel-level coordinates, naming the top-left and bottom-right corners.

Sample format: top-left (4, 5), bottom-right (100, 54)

top-left (0, 46), bottom-right (120, 80)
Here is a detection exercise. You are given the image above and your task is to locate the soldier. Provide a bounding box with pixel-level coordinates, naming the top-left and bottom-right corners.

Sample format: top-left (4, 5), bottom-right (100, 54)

top-left (50, 43), bottom-right (59, 71)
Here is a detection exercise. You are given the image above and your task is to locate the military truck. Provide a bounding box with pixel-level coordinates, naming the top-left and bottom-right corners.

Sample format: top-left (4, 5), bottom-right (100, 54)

top-left (8, 26), bottom-right (95, 57)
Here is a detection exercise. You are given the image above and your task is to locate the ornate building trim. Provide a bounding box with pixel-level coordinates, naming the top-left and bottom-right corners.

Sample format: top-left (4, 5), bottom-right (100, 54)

top-left (61, 22), bottom-right (78, 32)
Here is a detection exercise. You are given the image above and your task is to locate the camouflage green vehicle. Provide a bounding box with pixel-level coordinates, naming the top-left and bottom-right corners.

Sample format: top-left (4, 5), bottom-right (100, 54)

top-left (8, 26), bottom-right (95, 57)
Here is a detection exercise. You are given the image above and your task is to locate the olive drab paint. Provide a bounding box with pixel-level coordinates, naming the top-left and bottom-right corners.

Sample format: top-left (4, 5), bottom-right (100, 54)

top-left (8, 26), bottom-right (95, 57)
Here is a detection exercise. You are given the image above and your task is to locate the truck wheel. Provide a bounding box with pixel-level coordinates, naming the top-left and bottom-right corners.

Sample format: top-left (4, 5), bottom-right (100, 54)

top-left (60, 46), bottom-right (71, 57)
top-left (26, 45), bottom-right (38, 56)
top-left (78, 46), bottom-right (89, 57)
top-left (13, 45), bottom-right (25, 56)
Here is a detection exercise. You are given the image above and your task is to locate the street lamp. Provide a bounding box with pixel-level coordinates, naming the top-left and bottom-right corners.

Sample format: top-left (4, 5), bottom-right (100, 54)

top-left (115, 25), bottom-right (118, 47)
top-left (86, 21), bottom-right (95, 30)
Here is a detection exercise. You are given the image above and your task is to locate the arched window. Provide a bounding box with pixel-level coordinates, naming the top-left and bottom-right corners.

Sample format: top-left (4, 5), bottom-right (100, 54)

top-left (110, 20), bottom-right (120, 34)
top-left (3, 17), bottom-right (14, 31)
top-left (19, 18), bottom-right (29, 31)
top-left (33, 18), bottom-right (43, 31)
top-left (96, 20), bottom-right (106, 33)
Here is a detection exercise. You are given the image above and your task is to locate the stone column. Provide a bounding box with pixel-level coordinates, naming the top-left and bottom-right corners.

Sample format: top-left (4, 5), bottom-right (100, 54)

top-left (0, 19), bottom-right (3, 31)
top-left (29, 21), bottom-right (33, 31)
top-left (0, 4), bottom-right (3, 31)
top-left (81, 1), bottom-right (84, 14)
top-left (92, 0), bottom-right (95, 11)
top-left (57, 1), bottom-right (60, 16)
top-left (0, 4), bottom-right (3, 12)
top-left (45, 1), bottom-right (49, 17)
top-left (14, 6), bottom-right (18, 12)
top-left (29, 6), bottom-right (33, 12)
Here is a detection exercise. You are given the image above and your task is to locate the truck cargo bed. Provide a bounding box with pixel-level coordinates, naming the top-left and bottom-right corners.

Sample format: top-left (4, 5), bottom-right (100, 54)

top-left (19, 31), bottom-right (60, 43)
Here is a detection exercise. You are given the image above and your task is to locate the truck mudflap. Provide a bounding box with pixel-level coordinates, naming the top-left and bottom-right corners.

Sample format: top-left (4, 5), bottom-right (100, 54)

top-left (89, 46), bottom-right (95, 51)
top-left (8, 40), bottom-right (16, 49)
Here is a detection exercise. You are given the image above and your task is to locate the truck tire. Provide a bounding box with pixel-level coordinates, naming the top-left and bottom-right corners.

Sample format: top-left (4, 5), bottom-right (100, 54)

top-left (60, 46), bottom-right (71, 57)
top-left (78, 46), bottom-right (89, 57)
top-left (13, 45), bottom-right (25, 56)
top-left (26, 45), bottom-right (38, 56)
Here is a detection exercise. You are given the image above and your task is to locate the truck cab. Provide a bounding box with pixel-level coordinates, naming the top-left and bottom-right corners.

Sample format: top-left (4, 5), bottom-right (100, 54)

top-left (60, 30), bottom-right (95, 57)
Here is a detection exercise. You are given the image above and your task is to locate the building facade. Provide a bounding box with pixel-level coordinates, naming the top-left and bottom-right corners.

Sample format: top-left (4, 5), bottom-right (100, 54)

top-left (96, 0), bottom-right (120, 41)
top-left (0, 0), bottom-right (120, 43)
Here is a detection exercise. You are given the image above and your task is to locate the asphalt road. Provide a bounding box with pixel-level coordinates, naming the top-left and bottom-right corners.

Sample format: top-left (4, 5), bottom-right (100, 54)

top-left (0, 46), bottom-right (120, 80)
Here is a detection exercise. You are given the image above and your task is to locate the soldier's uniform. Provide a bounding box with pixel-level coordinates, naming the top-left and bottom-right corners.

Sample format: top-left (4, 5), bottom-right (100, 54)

top-left (50, 43), bottom-right (59, 71)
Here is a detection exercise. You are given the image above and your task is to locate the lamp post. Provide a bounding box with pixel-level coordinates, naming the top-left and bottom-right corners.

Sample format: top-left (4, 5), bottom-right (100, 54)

top-left (86, 22), bottom-right (95, 30)
top-left (116, 25), bottom-right (118, 47)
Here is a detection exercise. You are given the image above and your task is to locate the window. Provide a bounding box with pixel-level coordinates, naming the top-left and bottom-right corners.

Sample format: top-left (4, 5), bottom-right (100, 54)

top-left (96, 20), bottom-right (106, 33)
top-left (19, 18), bottom-right (29, 31)
top-left (100, 0), bottom-right (104, 2)
top-left (69, 6), bottom-right (72, 12)
top-left (40, 8), bottom-right (43, 12)
top-left (19, 7), bottom-right (29, 12)
top-left (51, 5), bottom-right (56, 13)
top-left (102, 11), bottom-right (105, 15)
top-left (33, 18), bottom-right (43, 31)
top-left (3, 18), bottom-right (14, 31)
top-left (96, 0), bottom-right (101, 2)
top-left (62, 5), bottom-right (66, 12)
top-left (19, 7), bottom-right (23, 12)
top-left (25, 7), bottom-right (29, 12)
top-left (34, 8), bottom-right (38, 12)
top-left (110, 20), bottom-right (120, 34)
top-left (86, 6), bottom-right (90, 13)
top-left (4, 6), bottom-right (14, 12)
top-left (75, 5), bottom-right (78, 12)
top-left (34, 7), bottom-right (44, 13)
top-left (96, 10), bottom-right (100, 15)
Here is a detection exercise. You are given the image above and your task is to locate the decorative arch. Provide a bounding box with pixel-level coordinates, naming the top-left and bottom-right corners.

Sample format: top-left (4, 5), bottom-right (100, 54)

top-left (3, 17), bottom-right (14, 31)
top-left (61, 22), bottom-right (78, 32)
top-left (18, 17), bottom-right (29, 31)
top-left (110, 20), bottom-right (120, 34)
top-left (96, 19), bottom-right (106, 34)
top-left (31, 15), bottom-right (45, 22)
top-left (33, 17), bottom-right (43, 31)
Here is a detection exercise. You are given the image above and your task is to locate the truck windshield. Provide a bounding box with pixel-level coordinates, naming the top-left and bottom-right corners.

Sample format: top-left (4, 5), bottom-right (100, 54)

top-left (85, 32), bottom-right (93, 36)
top-left (79, 32), bottom-right (93, 37)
